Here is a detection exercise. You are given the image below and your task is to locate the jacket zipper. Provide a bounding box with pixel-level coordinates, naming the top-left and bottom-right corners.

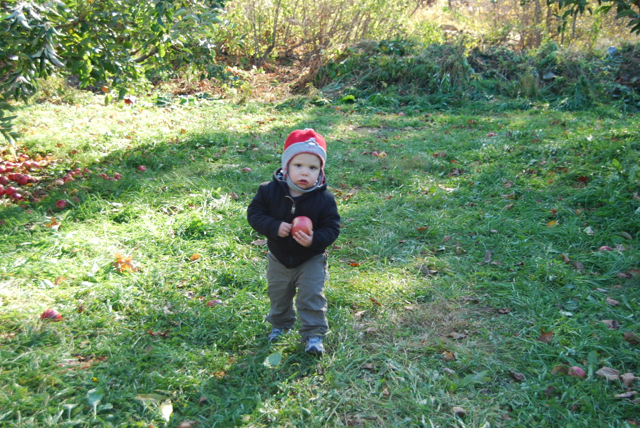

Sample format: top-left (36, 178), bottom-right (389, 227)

top-left (285, 195), bottom-right (296, 215)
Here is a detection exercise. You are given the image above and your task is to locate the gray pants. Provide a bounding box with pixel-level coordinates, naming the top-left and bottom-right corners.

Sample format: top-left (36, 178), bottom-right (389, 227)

top-left (265, 252), bottom-right (328, 341)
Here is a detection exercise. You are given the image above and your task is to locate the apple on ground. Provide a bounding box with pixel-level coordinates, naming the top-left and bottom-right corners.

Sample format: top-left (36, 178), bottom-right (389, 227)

top-left (0, 176), bottom-right (6, 185)
top-left (5, 186), bottom-right (16, 196)
top-left (207, 299), bottom-right (223, 306)
top-left (378, 151), bottom-right (387, 158)
top-left (372, 151), bottom-right (379, 157)
top-left (242, 167), bottom-right (252, 172)
top-left (56, 200), bottom-right (68, 209)
top-left (568, 366), bottom-right (586, 378)
top-left (137, 165), bottom-right (147, 172)
top-left (40, 308), bottom-right (62, 321)
top-left (292, 216), bottom-right (313, 236)
top-left (599, 246), bottom-right (612, 251)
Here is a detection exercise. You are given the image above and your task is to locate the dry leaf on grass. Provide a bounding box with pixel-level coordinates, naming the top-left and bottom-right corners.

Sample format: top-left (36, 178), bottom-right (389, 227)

top-left (623, 332), bottom-right (640, 345)
top-left (606, 297), bottom-right (620, 306)
top-left (251, 239), bottom-right (267, 246)
top-left (448, 332), bottom-right (467, 340)
top-left (537, 330), bottom-right (553, 344)
top-left (452, 406), bottom-right (466, 417)
top-left (443, 351), bottom-right (456, 361)
top-left (596, 367), bottom-right (621, 381)
top-left (602, 320), bottom-right (621, 329)
top-left (614, 391), bottom-right (638, 400)
top-left (510, 370), bottom-right (525, 382)
top-left (114, 253), bottom-right (138, 273)
top-left (622, 373), bottom-right (637, 388)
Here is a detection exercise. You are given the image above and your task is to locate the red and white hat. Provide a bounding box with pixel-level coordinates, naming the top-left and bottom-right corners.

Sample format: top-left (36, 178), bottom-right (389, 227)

top-left (281, 129), bottom-right (327, 177)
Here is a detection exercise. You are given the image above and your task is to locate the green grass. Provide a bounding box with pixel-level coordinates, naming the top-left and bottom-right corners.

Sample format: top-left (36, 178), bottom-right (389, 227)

top-left (1, 95), bottom-right (639, 427)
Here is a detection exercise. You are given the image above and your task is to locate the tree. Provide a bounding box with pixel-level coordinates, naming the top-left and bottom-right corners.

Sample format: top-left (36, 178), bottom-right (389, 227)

top-left (1, 0), bottom-right (222, 143)
top-left (548, 0), bottom-right (640, 34)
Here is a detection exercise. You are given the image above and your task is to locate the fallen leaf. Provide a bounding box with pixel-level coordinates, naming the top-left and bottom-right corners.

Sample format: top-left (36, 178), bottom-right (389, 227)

top-left (547, 220), bottom-right (557, 227)
top-left (114, 253), bottom-right (138, 273)
top-left (369, 297), bottom-right (382, 306)
top-left (417, 226), bottom-right (429, 231)
top-left (349, 262), bottom-right (360, 267)
top-left (419, 265), bottom-right (437, 275)
top-left (455, 246), bottom-right (465, 255)
top-left (443, 235), bottom-right (452, 242)
top-left (498, 308), bottom-right (511, 314)
top-left (501, 193), bottom-right (516, 199)
top-left (502, 180), bottom-right (513, 188)
top-left (483, 250), bottom-right (492, 264)
top-left (596, 367), bottom-right (621, 381)
top-left (584, 226), bottom-right (595, 236)
top-left (354, 310), bottom-right (366, 318)
top-left (361, 363), bottom-right (375, 371)
top-left (602, 320), bottom-right (621, 330)
top-left (160, 399), bottom-right (173, 422)
top-left (443, 367), bottom-right (456, 375)
top-left (177, 421), bottom-right (198, 428)
top-left (364, 327), bottom-right (378, 334)
top-left (381, 387), bottom-right (390, 397)
top-left (251, 239), bottom-right (267, 246)
top-left (606, 297), bottom-right (620, 306)
top-left (448, 332), bottom-right (467, 340)
top-left (572, 261), bottom-right (585, 271)
top-left (537, 330), bottom-right (553, 344)
top-left (622, 373), bottom-right (637, 388)
top-left (510, 370), bottom-right (525, 382)
top-left (190, 254), bottom-right (201, 261)
top-left (442, 351), bottom-right (455, 361)
top-left (198, 397), bottom-right (208, 406)
top-left (577, 176), bottom-right (589, 183)
top-left (551, 364), bottom-right (569, 375)
top-left (614, 391), bottom-right (638, 399)
top-left (45, 218), bottom-right (59, 228)
top-left (503, 203), bottom-right (515, 210)
top-left (623, 332), bottom-right (640, 345)
top-left (617, 272), bottom-right (633, 279)
top-left (562, 253), bottom-right (571, 264)
top-left (452, 406), bottom-right (466, 417)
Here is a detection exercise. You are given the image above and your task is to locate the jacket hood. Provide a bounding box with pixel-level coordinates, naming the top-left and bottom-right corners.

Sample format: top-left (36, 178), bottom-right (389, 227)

top-left (272, 167), bottom-right (327, 195)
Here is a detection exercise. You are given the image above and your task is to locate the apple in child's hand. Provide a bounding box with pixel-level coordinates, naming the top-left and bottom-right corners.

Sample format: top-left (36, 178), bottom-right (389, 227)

top-left (291, 216), bottom-right (313, 236)
top-left (40, 308), bottom-right (62, 321)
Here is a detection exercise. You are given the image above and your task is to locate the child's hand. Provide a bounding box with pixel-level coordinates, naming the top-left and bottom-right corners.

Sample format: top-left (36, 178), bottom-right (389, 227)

top-left (292, 230), bottom-right (313, 247)
top-left (278, 222), bottom-right (292, 237)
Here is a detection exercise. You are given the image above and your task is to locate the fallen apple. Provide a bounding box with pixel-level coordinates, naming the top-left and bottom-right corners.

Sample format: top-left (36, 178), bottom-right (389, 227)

top-left (40, 308), bottom-right (62, 321)
top-left (599, 246), bottom-right (612, 252)
top-left (56, 200), bottom-right (68, 209)
top-left (137, 165), bottom-right (147, 172)
top-left (10, 193), bottom-right (22, 202)
top-left (378, 151), bottom-right (387, 158)
top-left (487, 132), bottom-right (496, 137)
top-left (207, 299), bottom-right (223, 306)
top-left (292, 216), bottom-right (313, 236)
top-left (101, 86), bottom-right (110, 93)
top-left (18, 175), bottom-right (28, 185)
top-left (0, 176), bottom-right (7, 185)
top-left (114, 173), bottom-right (122, 180)
top-left (242, 167), bottom-right (252, 172)
top-left (568, 366), bottom-right (586, 378)
top-left (0, 185), bottom-right (4, 196)
top-left (54, 179), bottom-right (65, 186)
top-left (372, 151), bottom-right (379, 157)
top-left (5, 186), bottom-right (17, 196)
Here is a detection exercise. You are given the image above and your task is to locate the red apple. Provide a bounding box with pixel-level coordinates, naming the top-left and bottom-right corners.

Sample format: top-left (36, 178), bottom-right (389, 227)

top-left (137, 165), bottom-right (147, 172)
top-left (5, 186), bottom-right (16, 196)
top-left (114, 173), bottom-right (122, 180)
top-left (0, 185), bottom-right (4, 196)
top-left (40, 308), bottom-right (62, 321)
top-left (10, 193), bottom-right (22, 201)
top-left (378, 151), bottom-right (387, 158)
top-left (242, 167), bottom-right (252, 172)
top-left (0, 176), bottom-right (7, 185)
top-left (56, 200), bottom-right (68, 209)
top-left (292, 216), bottom-right (313, 236)
top-left (568, 366), bottom-right (586, 378)
top-left (18, 175), bottom-right (28, 185)
top-left (0, 166), bottom-right (5, 173)
top-left (487, 132), bottom-right (496, 137)
top-left (207, 299), bottom-right (223, 307)
top-left (599, 246), bottom-right (612, 252)
top-left (372, 151), bottom-right (379, 157)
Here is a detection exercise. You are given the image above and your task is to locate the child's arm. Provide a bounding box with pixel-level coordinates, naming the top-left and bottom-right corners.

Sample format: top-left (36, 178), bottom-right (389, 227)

top-left (306, 193), bottom-right (340, 250)
top-left (247, 184), bottom-right (284, 239)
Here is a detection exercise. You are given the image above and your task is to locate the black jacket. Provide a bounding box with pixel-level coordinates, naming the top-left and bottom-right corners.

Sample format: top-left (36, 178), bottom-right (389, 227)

top-left (247, 168), bottom-right (341, 268)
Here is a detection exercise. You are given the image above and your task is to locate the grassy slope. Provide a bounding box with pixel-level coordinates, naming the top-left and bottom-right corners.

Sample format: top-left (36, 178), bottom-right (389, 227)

top-left (0, 96), bottom-right (639, 427)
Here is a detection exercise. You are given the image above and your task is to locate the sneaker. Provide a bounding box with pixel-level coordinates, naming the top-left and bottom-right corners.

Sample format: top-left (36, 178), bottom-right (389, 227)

top-left (268, 328), bottom-right (287, 342)
top-left (305, 336), bottom-right (324, 355)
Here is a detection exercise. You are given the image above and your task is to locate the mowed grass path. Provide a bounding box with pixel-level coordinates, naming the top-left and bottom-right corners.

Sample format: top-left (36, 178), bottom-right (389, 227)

top-left (1, 96), bottom-right (639, 427)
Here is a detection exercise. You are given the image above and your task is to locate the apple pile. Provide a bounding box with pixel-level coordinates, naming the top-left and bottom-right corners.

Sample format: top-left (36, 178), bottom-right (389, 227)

top-left (0, 153), bottom-right (53, 203)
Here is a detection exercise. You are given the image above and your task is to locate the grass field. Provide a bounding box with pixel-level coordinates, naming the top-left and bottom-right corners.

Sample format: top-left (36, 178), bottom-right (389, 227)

top-left (1, 94), bottom-right (639, 427)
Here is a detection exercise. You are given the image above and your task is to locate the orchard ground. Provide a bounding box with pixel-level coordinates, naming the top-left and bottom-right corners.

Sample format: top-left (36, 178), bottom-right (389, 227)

top-left (0, 93), bottom-right (639, 427)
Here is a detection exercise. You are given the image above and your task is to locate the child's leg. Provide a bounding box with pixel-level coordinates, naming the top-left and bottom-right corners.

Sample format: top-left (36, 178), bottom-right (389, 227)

top-left (295, 253), bottom-right (329, 342)
top-left (265, 252), bottom-right (297, 329)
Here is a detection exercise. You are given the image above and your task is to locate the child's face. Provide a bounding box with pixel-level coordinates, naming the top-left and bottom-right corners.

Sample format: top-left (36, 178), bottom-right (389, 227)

top-left (288, 153), bottom-right (322, 190)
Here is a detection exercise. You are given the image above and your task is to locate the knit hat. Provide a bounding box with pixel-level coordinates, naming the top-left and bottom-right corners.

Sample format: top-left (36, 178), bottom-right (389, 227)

top-left (281, 129), bottom-right (327, 178)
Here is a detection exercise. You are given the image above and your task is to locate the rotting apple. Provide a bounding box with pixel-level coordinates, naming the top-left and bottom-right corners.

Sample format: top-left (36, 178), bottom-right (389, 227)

top-left (291, 216), bottom-right (313, 236)
top-left (568, 366), bottom-right (586, 378)
top-left (56, 200), bottom-right (68, 210)
top-left (40, 308), bottom-right (62, 321)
